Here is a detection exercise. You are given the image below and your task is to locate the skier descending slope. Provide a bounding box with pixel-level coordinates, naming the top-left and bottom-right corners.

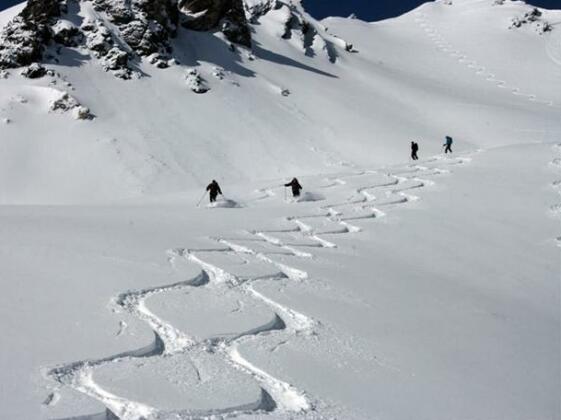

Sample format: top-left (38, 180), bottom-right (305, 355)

top-left (444, 136), bottom-right (454, 154)
top-left (411, 141), bottom-right (419, 160)
top-left (206, 180), bottom-right (223, 203)
top-left (285, 178), bottom-right (303, 198)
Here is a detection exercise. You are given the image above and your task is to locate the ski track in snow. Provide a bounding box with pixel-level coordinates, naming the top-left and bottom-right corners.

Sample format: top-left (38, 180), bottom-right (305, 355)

top-left (415, 12), bottom-right (559, 108)
top-left (45, 155), bottom-right (473, 419)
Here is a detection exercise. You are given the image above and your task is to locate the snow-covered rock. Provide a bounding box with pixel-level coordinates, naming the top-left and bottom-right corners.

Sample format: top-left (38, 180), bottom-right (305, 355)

top-left (179, 0), bottom-right (251, 46)
top-left (185, 68), bottom-right (210, 93)
top-left (49, 90), bottom-right (94, 120)
top-left (72, 105), bottom-right (95, 120)
top-left (51, 19), bottom-right (82, 46)
top-left (21, 62), bottom-right (47, 78)
top-left (510, 7), bottom-right (553, 33)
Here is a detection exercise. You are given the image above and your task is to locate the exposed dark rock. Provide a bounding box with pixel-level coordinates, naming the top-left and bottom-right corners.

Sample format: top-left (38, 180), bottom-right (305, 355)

top-left (85, 23), bottom-right (114, 56)
top-left (136, 0), bottom-right (180, 33)
top-left (0, 17), bottom-right (48, 68)
top-left (0, 0), bottom-right (62, 69)
top-left (20, 0), bottom-right (60, 25)
top-left (102, 47), bottom-right (129, 71)
top-left (179, 0), bottom-right (251, 47)
top-left (1, 0), bottom-right (253, 76)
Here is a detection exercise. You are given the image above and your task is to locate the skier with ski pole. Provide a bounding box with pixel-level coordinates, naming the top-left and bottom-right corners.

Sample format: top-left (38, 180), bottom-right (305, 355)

top-left (285, 177), bottom-right (303, 198)
top-left (205, 180), bottom-right (223, 204)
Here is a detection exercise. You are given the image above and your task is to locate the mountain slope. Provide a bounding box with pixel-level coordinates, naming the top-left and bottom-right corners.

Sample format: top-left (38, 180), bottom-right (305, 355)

top-left (0, 1), bottom-right (559, 419)
top-left (0, 0), bottom-right (559, 204)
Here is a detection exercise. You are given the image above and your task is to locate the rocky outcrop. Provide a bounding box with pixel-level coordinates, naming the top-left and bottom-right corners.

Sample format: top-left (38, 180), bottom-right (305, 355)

top-left (0, 0), bottom-right (349, 80)
top-left (21, 62), bottom-right (48, 78)
top-left (0, 0), bottom-right (251, 76)
top-left (0, 0), bottom-right (62, 68)
top-left (510, 8), bottom-right (553, 34)
top-left (52, 19), bottom-right (82, 47)
top-left (50, 90), bottom-right (95, 120)
top-left (179, 0), bottom-right (251, 47)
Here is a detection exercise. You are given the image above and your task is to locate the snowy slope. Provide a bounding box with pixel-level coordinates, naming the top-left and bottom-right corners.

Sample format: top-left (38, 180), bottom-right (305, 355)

top-left (1, 145), bottom-right (559, 420)
top-left (0, 0), bottom-right (559, 204)
top-left (0, 0), bottom-right (560, 419)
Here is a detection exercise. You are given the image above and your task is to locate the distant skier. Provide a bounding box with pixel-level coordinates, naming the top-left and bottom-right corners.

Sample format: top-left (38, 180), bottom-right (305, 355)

top-left (285, 177), bottom-right (303, 198)
top-left (444, 136), bottom-right (453, 154)
top-left (206, 180), bottom-right (222, 203)
top-left (411, 141), bottom-right (419, 160)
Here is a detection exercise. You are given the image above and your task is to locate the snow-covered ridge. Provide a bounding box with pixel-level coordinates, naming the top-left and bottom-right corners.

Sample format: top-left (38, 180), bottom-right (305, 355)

top-left (0, 0), bottom-right (354, 79)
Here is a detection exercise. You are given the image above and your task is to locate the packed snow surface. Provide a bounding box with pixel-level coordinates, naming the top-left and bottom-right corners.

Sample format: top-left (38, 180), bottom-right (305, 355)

top-left (0, 0), bottom-right (560, 419)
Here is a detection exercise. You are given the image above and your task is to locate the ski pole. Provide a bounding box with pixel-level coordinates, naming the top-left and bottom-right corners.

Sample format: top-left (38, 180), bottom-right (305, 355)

top-left (196, 191), bottom-right (207, 207)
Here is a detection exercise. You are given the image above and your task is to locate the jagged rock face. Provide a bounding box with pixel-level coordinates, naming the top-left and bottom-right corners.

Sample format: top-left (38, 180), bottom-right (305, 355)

top-left (179, 0), bottom-right (251, 47)
top-left (0, 0), bottom-right (60, 69)
top-left (0, 0), bottom-right (251, 74)
top-left (20, 0), bottom-right (60, 25)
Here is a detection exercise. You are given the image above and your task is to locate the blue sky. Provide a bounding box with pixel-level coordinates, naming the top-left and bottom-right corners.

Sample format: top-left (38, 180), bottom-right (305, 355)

top-left (0, 0), bottom-right (559, 20)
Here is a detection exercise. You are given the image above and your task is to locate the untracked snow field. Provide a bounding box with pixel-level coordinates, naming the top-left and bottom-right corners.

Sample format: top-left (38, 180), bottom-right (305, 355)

top-left (0, 0), bottom-right (560, 419)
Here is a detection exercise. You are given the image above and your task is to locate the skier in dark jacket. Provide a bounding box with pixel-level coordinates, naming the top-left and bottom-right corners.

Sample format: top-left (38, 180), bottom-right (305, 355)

top-left (206, 180), bottom-right (222, 203)
top-left (411, 141), bottom-right (419, 160)
top-left (285, 178), bottom-right (303, 198)
top-left (444, 136), bottom-right (453, 154)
